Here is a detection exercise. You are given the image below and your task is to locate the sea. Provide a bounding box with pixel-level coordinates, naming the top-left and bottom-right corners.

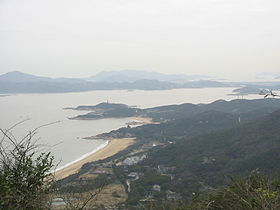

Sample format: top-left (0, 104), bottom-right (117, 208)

top-left (0, 88), bottom-right (260, 169)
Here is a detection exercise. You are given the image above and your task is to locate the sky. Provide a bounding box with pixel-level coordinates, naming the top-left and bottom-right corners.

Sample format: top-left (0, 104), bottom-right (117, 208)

top-left (0, 0), bottom-right (280, 81)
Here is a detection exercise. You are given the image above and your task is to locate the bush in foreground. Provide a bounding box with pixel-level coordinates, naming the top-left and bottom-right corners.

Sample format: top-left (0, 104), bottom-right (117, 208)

top-left (184, 173), bottom-right (280, 210)
top-left (0, 127), bottom-right (54, 209)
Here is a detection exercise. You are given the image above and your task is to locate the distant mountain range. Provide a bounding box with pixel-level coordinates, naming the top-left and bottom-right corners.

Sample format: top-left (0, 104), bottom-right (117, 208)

top-left (256, 72), bottom-right (280, 80)
top-left (0, 71), bottom-right (49, 83)
top-left (85, 70), bottom-right (211, 83)
top-left (1, 70), bottom-right (279, 94)
top-left (0, 71), bottom-right (230, 93)
top-left (0, 71), bottom-right (85, 83)
top-left (0, 70), bottom-right (211, 83)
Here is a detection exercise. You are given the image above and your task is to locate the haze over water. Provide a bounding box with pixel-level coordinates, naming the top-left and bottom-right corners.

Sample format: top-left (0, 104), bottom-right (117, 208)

top-left (0, 88), bottom-right (260, 168)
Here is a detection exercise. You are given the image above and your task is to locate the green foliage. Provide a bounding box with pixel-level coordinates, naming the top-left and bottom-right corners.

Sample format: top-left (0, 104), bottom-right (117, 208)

top-left (112, 106), bottom-right (280, 205)
top-left (73, 102), bottom-right (143, 119)
top-left (146, 98), bottom-right (280, 122)
top-left (185, 174), bottom-right (280, 210)
top-left (99, 99), bottom-right (280, 143)
top-left (54, 99), bottom-right (280, 208)
top-left (57, 173), bottom-right (111, 193)
top-left (0, 129), bottom-right (54, 210)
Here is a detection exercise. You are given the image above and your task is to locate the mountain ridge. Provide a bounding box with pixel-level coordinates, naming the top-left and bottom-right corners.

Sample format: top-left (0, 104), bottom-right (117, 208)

top-left (0, 71), bottom-right (52, 82)
top-left (85, 70), bottom-right (211, 83)
top-left (0, 71), bottom-right (228, 93)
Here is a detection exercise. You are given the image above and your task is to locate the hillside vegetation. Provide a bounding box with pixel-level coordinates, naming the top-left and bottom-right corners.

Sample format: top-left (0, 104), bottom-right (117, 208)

top-left (56, 99), bottom-right (280, 209)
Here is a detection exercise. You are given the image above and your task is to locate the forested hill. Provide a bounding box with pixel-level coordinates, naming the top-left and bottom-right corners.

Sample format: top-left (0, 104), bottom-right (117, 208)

top-left (58, 99), bottom-right (280, 208)
top-left (145, 98), bottom-right (280, 121)
top-left (125, 108), bottom-right (280, 203)
top-left (94, 99), bottom-right (280, 141)
top-left (145, 108), bottom-right (280, 176)
top-left (70, 98), bottom-right (280, 122)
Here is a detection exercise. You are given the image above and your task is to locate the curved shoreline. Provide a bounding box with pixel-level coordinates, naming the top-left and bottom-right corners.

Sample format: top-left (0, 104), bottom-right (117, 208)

top-left (53, 140), bottom-right (109, 173)
top-left (54, 138), bottom-right (135, 180)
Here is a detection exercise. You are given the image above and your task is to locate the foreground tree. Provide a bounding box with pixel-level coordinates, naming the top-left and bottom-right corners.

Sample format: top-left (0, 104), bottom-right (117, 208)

top-left (184, 173), bottom-right (280, 210)
top-left (0, 125), bottom-right (54, 209)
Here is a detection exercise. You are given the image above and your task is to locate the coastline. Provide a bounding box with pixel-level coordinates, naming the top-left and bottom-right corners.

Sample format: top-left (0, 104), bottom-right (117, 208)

top-left (53, 140), bottom-right (109, 173)
top-left (54, 138), bottom-right (135, 180)
top-left (130, 116), bottom-right (152, 124)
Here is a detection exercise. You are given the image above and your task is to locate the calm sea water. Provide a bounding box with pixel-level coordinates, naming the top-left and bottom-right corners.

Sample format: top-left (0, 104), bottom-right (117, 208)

top-left (0, 88), bottom-right (260, 168)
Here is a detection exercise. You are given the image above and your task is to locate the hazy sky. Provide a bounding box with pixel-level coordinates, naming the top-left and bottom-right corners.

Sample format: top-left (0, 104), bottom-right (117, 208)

top-left (0, 0), bottom-right (279, 80)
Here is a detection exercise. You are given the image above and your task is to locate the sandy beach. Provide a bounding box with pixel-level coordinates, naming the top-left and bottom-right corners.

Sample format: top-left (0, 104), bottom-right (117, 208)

top-left (130, 116), bottom-right (153, 124)
top-left (54, 138), bottom-right (135, 180)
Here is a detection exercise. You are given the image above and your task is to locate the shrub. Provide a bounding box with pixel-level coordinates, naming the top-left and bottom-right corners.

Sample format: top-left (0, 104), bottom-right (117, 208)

top-left (185, 173), bottom-right (280, 210)
top-left (0, 127), bottom-right (54, 209)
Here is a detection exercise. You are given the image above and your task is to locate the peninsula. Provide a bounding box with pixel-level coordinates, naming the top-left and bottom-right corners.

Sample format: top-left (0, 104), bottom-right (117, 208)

top-left (67, 102), bottom-right (143, 120)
